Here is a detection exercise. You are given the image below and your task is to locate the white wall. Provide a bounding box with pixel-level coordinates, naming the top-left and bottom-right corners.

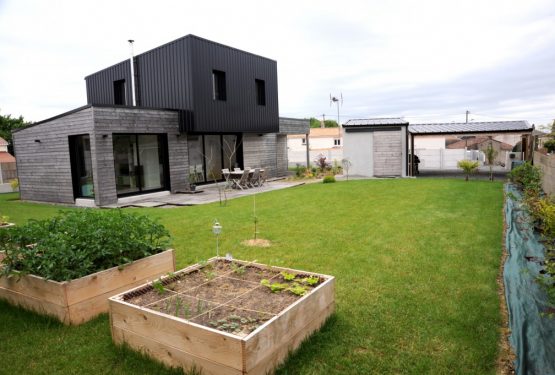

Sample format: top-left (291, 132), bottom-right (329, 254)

top-left (343, 131), bottom-right (373, 176)
top-left (414, 135), bottom-right (445, 149)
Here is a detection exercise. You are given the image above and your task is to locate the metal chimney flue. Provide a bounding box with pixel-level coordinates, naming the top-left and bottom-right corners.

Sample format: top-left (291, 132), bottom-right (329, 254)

top-left (128, 39), bottom-right (136, 106)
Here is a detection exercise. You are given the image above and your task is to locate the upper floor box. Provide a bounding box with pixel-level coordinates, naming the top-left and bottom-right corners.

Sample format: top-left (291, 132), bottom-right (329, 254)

top-left (85, 35), bottom-right (279, 134)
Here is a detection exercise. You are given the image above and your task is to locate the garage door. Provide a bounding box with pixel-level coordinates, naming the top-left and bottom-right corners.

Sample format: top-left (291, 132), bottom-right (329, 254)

top-left (373, 131), bottom-right (402, 176)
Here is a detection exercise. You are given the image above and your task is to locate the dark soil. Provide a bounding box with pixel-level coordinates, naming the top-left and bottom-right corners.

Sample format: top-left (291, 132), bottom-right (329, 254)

top-left (225, 264), bottom-right (281, 283)
top-left (227, 286), bottom-right (300, 314)
top-left (146, 294), bottom-right (218, 320)
top-left (122, 259), bottom-right (326, 337)
top-left (123, 286), bottom-right (177, 306)
top-left (182, 277), bottom-right (258, 304)
top-left (191, 305), bottom-right (274, 337)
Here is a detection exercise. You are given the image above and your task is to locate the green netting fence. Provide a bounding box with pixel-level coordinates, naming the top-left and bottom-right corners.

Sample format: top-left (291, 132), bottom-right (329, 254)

top-left (504, 184), bottom-right (555, 375)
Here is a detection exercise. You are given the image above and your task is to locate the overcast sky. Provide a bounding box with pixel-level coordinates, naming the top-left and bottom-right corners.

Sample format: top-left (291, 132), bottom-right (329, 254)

top-left (1, 0), bottom-right (554, 127)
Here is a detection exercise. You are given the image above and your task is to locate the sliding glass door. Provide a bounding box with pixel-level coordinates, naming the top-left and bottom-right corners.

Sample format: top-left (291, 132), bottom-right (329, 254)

top-left (69, 135), bottom-right (95, 198)
top-left (187, 134), bottom-right (242, 184)
top-left (113, 134), bottom-right (169, 196)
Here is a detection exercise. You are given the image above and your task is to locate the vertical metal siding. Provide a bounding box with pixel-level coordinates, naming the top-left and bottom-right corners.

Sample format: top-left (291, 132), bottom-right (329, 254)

top-left (85, 61), bottom-right (132, 105)
top-left (84, 35), bottom-right (278, 133)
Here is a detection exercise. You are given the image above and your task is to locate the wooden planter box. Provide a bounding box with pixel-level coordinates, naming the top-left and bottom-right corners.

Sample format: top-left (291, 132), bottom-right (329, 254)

top-left (0, 249), bottom-right (175, 325)
top-left (109, 258), bottom-right (335, 375)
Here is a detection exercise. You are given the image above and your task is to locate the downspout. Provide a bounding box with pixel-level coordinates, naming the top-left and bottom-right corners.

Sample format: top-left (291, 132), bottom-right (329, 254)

top-left (405, 126), bottom-right (409, 177)
top-left (410, 133), bottom-right (415, 176)
top-left (128, 40), bottom-right (136, 106)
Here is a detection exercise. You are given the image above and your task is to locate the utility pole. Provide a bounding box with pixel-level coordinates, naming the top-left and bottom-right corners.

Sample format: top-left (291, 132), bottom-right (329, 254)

top-left (321, 114), bottom-right (325, 128)
top-left (465, 110), bottom-right (470, 124)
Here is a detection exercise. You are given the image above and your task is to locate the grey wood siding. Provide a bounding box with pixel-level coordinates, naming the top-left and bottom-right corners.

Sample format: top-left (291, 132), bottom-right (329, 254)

top-left (373, 131), bottom-right (402, 176)
top-left (14, 106), bottom-right (187, 206)
top-left (243, 134), bottom-right (277, 177)
top-left (276, 134), bottom-right (288, 176)
top-left (279, 117), bottom-right (309, 134)
top-left (13, 107), bottom-right (95, 204)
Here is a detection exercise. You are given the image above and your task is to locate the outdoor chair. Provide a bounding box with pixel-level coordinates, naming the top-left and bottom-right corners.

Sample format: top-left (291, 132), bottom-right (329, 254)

top-left (249, 168), bottom-right (261, 187)
top-left (259, 170), bottom-right (267, 187)
top-left (237, 169), bottom-right (250, 190)
top-left (233, 167), bottom-right (241, 172)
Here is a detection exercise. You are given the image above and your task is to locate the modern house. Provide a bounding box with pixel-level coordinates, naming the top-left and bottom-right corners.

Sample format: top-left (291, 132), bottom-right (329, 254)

top-left (287, 127), bottom-right (342, 167)
top-left (0, 136), bottom-right (17, 192)
top-left (13, 35), bottom-right (307, 206)
top-left (342, 118), bottom-right (409, 177)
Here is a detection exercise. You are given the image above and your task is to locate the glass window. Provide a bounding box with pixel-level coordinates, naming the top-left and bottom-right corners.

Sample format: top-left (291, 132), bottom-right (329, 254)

top-left (212, 70), bottom-right (226, 101)
top-left (255, 79), bottom-right (266, 106)
top-left (69, 135), bottom-right (94, 198)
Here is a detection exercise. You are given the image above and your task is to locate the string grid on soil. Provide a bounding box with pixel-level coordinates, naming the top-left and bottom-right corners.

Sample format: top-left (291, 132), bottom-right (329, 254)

top-left (122, 259), bottom-right (323, 337)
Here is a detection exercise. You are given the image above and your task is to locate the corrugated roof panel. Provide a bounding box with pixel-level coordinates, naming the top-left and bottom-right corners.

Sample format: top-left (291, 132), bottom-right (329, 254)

top-left (408, 121), bottom-right (531, 134)
top-left (344, 118), bottom-right (408, 126)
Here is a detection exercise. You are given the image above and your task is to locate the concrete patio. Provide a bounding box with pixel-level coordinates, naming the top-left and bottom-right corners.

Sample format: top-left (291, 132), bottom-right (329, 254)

top-left (101, 179), bottom-right (306, 208)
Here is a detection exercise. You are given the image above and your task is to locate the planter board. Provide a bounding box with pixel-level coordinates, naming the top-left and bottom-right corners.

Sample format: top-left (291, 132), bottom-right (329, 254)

top-left (0, 249), bottom-right (175, 325)
top-left (109, 258), bottom-right (335, 375)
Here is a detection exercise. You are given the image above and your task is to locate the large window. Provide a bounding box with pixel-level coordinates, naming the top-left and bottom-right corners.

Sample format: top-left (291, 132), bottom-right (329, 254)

top-left (255, 79), bottom-right (266, 106)
top-left (187, 134), bottom-right (242, 184)
top-left (212, 70), bottom-right (227, 101)
top-left (113, 134), bottom-right (168, 196)
top-left (69, 135), bottom-right (94, 198)
top-left (113, 79), bottom-right (126, 105)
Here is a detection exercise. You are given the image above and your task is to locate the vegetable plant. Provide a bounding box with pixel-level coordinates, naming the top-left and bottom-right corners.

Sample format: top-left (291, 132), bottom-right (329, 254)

top-left (0, 209), bottom-right (171, 281)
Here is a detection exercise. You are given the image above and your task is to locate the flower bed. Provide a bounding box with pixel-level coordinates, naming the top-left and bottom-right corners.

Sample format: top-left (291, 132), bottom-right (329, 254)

top-left (0, 249), bottom-right (175, 324)
top-left (109, 258), bottom-right (335, 375)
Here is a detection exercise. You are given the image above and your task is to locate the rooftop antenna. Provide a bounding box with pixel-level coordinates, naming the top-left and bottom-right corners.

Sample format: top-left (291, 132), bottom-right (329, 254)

top-left (330, 93), bottom-right (343, 128)
top-left (128, 39), bottom-right (136, 106)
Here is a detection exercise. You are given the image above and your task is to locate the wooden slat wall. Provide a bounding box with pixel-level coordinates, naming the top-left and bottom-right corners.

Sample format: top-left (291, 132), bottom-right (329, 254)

top-left (373, 131), bottom-right (402, 176)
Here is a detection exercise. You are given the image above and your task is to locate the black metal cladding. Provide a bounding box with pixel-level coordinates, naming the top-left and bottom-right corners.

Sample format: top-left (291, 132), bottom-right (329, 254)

top-left (86, 60), bottom-right (132, 106)
top-left (85, 35), bottom-right (279, 134)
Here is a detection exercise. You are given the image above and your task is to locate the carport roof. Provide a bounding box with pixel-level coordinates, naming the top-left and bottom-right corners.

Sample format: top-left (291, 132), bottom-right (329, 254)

top-left (409, 120), bottom-right (532, 135)
top-left (344, 118), bottom-right (409, 127)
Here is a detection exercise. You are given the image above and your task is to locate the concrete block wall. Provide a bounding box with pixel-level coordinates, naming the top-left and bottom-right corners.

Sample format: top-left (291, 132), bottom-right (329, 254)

top-left (13, 107), bottom-right (95, 204)
top-left (534, 151), bottom-right (555, 195)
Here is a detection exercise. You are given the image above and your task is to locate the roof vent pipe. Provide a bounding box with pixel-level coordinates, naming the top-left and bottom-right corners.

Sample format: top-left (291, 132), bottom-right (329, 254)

top-left (128, 39), bottom-right (136, 106)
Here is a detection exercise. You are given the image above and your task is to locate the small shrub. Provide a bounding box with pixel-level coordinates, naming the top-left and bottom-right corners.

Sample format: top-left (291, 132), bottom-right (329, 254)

top-left (544, 139), bottom-right (555, 153)
top-left (294, 164), bottom-right (307, 178)
top-left (323, 175), bottom-right (336, 184)
top-left (457, 160), bottom-right (479, 181)
top-left (0, 209), bottom-right (171, 281)
top-left (508, 162), bottom-right (542, 197)
top-left (314, 154), bottom-right (330, 172)
top-left (9, 178), bottom-right (19, 191)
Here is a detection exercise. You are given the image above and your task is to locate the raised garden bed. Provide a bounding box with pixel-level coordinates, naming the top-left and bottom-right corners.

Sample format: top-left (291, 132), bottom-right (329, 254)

top-left (0, 249), bottom-right (175, 325)
top-left (109, 258), bottom-right (335, 375)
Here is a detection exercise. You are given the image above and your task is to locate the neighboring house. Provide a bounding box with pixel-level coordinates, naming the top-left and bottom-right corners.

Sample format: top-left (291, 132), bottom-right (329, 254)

top-left (287, 127), bottom-right (342, 166)
top-left (446, 137), bottom-right (513, 166)
top-left (343, 118), bottom-right (409, 177)
top-left (13, 35), bottom-right (307, 206)
top-left (0, 137), bottom-right (17, 191)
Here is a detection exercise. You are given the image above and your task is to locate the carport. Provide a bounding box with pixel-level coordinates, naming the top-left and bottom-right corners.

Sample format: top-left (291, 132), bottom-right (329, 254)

top-left (407, 121), bottom-right (534, 176)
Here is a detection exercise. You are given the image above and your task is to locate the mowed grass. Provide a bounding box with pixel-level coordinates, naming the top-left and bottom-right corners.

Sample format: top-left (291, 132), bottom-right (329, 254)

top-left (0, 178), bottom-right (504, 374)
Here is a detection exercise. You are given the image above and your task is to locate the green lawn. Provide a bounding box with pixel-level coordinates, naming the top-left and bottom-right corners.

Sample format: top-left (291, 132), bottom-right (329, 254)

top-left (0, 179), bottom-right (504, 374)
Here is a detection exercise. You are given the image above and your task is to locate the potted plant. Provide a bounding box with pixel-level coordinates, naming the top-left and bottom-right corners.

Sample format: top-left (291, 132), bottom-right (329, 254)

top-left (457, 159), bottom-right (480, 181)
top-left (189, 168), bottom-right (198, 192)
top-left (0, 209), bottom-right (175, 324)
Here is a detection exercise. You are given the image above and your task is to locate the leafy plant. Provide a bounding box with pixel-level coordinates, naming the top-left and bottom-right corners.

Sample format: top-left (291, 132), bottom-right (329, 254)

top-left (302, 275), bottom-right (320, 286)
top-left (0, 209), bottom-right (171, 281)
top-left (295, 164), bottom-right (307, 178)
top-left (260, 279), bottom-right (287, 293)
top-left (231, 262), bottom-right (246, 275)
top-left (314, 154), bottom-right (330, 172)
top-left (280, 271), bottom-right (296, 281)
top-left (457, 160), bottom-right (479, 181)
top-left (508, 162), bottom-right (543, 198)
top-left (323, 175), bottom-right (336, 184)
top-left (9, 178), bottom-right (18, 191)
top-left (0, 214), bottom-right (10, 226)
top-left (151, 278), bottom-right (166, 295)
top-left (544, 139), bottom-right (555, 153)
top-left (287, 283), bottom-right (307, 296)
